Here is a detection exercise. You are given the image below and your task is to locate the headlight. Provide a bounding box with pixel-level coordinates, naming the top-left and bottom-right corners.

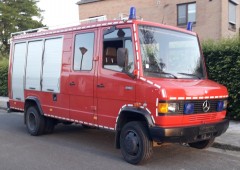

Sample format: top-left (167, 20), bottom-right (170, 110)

top-left (223, 100), bottom-right (228, 109)
top-left (158, 103), bottom-right (179, 114)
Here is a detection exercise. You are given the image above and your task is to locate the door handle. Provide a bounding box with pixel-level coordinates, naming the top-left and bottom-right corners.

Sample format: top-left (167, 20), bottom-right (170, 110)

top-left (69, 82), bottom-right (75, 86)
top-left (97, 84), bottom-right (105, 88)
top-left (125, 86), bottom-right (134, 90)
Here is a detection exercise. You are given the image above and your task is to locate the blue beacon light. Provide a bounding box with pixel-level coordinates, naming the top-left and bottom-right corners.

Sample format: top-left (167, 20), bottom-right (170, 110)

top-left (129, 7), bottom-right (136, 20)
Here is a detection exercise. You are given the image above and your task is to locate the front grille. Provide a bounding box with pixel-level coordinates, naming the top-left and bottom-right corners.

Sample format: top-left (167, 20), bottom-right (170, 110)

top-left (188, 113), bottom-right (217, 122)
top-left (183, 100), bottom-right (219, 114)
top-left (168, 99), bottom-right (226, 114)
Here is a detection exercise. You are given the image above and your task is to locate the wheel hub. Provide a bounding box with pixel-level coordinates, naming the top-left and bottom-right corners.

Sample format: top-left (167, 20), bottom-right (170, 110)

top-left (124, 131), bottom-right (139, 155)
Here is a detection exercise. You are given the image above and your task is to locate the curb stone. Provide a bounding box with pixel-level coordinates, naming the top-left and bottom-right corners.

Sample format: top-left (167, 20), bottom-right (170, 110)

top-left (212, 142), bottom-right (240, 152)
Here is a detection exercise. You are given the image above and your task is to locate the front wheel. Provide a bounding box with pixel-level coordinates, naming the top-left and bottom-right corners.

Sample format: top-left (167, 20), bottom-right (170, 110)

top-left (120, 121), bottom-right (153, 165)
top-left (188, 138), bottom-right (215, 149)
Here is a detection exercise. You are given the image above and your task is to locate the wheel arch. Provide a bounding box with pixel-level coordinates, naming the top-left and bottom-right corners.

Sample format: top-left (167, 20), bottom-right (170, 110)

top-left (115, 106), bottom-right (155, 149)
top-left (24, 97), bottom-right (44, 124)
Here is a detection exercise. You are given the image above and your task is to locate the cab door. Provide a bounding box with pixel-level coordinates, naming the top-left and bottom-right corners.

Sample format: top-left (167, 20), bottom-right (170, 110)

top-left (69, 29), bottom-right (97, 123)
top-left (96, 26), bottom-right (136, 128)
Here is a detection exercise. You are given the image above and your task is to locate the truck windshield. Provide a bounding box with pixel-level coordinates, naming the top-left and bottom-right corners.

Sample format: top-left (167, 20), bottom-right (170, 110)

top-left (138, 25), bottom-right (205, 79)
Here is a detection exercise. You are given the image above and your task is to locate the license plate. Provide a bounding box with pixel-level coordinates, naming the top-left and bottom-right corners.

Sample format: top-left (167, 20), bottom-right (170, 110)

top-left (199, 125), bottom-right (216, 134)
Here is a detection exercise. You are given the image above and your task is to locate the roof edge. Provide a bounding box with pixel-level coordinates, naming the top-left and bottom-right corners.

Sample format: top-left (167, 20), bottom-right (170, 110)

top-left (76, 0), bottom-right (103, 5)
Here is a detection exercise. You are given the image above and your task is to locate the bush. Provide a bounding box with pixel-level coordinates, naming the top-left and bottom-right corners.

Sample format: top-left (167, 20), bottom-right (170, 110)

top-left (0, 57), bottom-right (8, 96)
top-left (202, 37), bottom-right (240, 120)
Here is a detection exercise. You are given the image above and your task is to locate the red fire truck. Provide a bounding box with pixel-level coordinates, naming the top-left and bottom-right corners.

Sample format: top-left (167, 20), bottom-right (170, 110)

top-left (8, 8), bottom-right (229, 164)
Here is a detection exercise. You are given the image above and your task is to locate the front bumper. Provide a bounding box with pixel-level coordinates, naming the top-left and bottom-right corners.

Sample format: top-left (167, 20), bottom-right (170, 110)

top-left (149, 119), bottom-right (229, 143)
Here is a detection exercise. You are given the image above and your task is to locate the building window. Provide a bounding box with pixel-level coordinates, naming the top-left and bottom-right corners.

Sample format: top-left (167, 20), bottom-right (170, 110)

top-left (74, 32), bottom-right (94, 71)
top-left (228, 0), bottom-right (238, 30)
top-left (177, 2), bottom-right (196, 25)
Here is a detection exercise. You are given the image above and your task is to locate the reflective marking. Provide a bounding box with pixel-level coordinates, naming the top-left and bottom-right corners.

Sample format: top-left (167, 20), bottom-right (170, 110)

top-left (136, 51), bottom-right (139, 60)
top-left (151, 115), bottom-right (156, 124)
top-left (210, 96), bottom-right (214, 99)
top-left (44, 114), bottom-right (114, 130)
top-left (186, 97), bottom-right (192, 100)
top-left (192, 97), bottom-right (198, 100)
top-left (161, 89), bottom-right (166, 97)
top-left (137, 61), bottom-right (140, 70)
top-left (134, 33), bottom-right (137, 41)
top-left (170, 97), bottom-right (177, 100)
top-left (199, 97), bottom-right (204, 99)
top-left (146, 108), bottom-right (151, 114)
top-left (135, 42), bottom-right (138, 51)
top-left (154, 84), bottom-right (161, 89)
top-left (147, 80), bottom-right (153, 85)
top-left (178, 97), bottom-right (184, 100)
top-left (133, 24), bottom-right (136, 32)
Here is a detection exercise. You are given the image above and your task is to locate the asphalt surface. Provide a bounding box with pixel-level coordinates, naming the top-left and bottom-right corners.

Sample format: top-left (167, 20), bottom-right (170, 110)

top-left (0, 110), bottom-right (240, 170)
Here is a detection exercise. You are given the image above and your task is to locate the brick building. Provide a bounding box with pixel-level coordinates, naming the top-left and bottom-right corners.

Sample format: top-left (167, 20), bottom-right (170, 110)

top-left (77, 0), bottom-right (240, 40)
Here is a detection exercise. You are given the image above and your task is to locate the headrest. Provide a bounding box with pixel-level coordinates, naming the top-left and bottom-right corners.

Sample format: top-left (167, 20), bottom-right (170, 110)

top-left (105, 47), bottom-right (117, 57)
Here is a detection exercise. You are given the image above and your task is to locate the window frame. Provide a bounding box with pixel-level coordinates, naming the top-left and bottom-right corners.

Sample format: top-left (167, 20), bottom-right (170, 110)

top-left (102, 26), bottom-right (135, 73)
top-left (177, 2), bottom-right (197, 26)
top-left (228, 0), bottom-right (238, 24)
top-left (73, 31), bottom-right (95, 72)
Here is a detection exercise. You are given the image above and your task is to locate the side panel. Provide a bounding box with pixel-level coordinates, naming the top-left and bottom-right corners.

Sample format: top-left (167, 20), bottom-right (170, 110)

top-left (42, 37), bottom-right (63, 93)
top-left (25, 40), bottom-right (43, 91)
top-left (12, 42), bottom-right (27, 101)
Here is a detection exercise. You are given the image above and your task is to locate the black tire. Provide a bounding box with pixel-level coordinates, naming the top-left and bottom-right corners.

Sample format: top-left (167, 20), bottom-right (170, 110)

top-left (188, 138), bottom-right (215, 149)
top-left (44, 117), bottom-right (56, 134)
top-left (62, 121), bottom-right (72, 125)
top-left (26, 106), bottom-right (45, 136)
top-left (120, 121), bottom-right (153, 165)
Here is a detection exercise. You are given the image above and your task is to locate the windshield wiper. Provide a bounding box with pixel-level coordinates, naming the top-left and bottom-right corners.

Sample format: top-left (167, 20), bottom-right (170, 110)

top-left (177, 72), bottom-right (201, 79)
top-left (160, 72), bottom-right (178, 79)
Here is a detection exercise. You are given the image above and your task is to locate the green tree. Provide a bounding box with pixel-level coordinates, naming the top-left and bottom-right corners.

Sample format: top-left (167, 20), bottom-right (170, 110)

top-left (0, 0), bottom-right (44, 56)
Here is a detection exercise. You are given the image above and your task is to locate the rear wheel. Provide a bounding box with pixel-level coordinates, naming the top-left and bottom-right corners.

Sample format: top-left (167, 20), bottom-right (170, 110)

top-left (44, 117), bottom-right (56, 134)
top-left (120, 121), bottom-right (153, 165)
top-left (188, 138), bottom-right (215, 149)
top-left (26, 106), bottom-right (45, 136)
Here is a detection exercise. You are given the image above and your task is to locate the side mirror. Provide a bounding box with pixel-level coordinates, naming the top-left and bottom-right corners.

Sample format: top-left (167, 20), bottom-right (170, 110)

top-left (117, 48), bottom-right (136, 79)
top-left (117, 48), bottom-right (128, 68)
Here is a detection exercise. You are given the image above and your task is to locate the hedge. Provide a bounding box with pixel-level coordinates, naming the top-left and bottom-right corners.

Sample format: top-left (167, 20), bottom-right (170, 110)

top-left (0, 57), bottom-right (8, 97)
top-left (202, 37), bottom-right (240, 120)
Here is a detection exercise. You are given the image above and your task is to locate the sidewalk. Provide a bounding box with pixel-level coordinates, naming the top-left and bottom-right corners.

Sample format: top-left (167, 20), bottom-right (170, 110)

top-left (0, 96), bottom-right (8, 110)
top-left (0, 96), bottom-right (239, 150)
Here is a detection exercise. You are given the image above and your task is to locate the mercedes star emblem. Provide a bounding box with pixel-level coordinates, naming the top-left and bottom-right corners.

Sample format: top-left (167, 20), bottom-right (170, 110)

top-left (203, 100), bottom-right (210, 112)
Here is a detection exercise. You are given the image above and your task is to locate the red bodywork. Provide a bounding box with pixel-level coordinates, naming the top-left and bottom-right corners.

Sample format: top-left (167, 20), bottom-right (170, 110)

top-left (8, 20), bottom-right (228, 131)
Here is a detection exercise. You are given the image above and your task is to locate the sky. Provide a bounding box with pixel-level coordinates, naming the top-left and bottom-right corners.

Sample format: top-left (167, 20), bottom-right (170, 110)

top-left (37, 0), bottom-right (79, 27)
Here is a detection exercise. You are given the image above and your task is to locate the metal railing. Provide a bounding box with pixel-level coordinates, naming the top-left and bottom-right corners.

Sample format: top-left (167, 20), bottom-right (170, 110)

top-left (11, 15), bottom-right (107, 37)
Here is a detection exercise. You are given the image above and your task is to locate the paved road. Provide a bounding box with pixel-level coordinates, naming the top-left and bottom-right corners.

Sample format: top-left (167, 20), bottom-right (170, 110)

top-left (0, 110), bottom-right (240, 170)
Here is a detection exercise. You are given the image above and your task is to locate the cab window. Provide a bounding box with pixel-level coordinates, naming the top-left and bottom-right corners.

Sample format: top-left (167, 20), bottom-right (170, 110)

top-left (103, 28), bottom-right (134, 73)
